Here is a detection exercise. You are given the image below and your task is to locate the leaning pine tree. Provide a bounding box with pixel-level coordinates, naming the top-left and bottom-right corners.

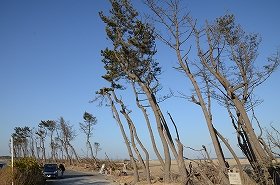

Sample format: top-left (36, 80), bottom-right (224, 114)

top-left (99, 0), bottom-right (189, 183)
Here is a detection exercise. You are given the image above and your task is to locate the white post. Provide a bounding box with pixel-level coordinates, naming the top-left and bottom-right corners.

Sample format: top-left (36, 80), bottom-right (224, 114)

top-left (99, 164), bottom-right (105, 174)
top-left (11, 136), bottom-right (14, 185)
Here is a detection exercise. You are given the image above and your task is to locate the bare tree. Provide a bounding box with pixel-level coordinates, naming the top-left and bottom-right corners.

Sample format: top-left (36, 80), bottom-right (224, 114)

top-left (131, 82), bottom-right (164, 168)
top-left (58, 116), bottom-right (79, 164)
top-left (35, 136), bottom-right (41, 159)
top-left (145, 0), bottom-right (229, 181)
top-left (40, 120), bottom-right (56, 161)
top-left (111, 89), bottom-right (152, 184)
top-left (190, 14), bottom-right (279, 183)
top-left (28, 128), bottom-right (36, 158)
top-left (93, 142), bottom-right (101, 158)
top-left (36, 124), bottom-right (47, 161)
top-left (265, 124), bottom-right (280, 157)
top-left (96, 88), bottom-right (140, 184)
top-left (54, 135), bottom-right (64, 160)
top-left (80, 111), bottom-right (97, 160)
top-left (145, 0), bottom-right (280, 183)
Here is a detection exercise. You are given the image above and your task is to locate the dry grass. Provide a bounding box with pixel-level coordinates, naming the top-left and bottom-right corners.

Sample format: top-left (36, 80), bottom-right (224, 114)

top-left (0, 158), bottom-right (46, 185)
top-left (0, 167), bottom-right (45, 185)
top-left (0, 167), bottom-right (13, 185)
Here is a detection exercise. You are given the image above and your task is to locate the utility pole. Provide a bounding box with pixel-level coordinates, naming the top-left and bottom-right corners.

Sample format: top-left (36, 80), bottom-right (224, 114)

top-left (11, 136), bottom-right (14, 185)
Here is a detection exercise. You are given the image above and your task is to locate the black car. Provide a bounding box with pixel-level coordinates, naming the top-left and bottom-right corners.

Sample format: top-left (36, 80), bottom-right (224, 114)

top-left (43, 163), bottom-right (59, 178)
top-left (0, 163), bottom-right (5, 169)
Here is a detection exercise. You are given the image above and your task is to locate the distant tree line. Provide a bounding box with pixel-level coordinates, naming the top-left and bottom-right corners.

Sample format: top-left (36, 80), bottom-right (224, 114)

top-left (11, 112), bottom-right (100, 164)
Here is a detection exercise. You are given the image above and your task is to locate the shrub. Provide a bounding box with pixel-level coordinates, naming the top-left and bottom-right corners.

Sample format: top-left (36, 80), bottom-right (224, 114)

top-left (14, 157), bottom-right (45, 185)
top-left (0, 158), bottom-right (45, 185)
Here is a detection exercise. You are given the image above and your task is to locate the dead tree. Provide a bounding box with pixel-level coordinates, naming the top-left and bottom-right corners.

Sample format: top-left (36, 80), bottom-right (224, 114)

top-left (145, 0), bottom-right (229, 178)
top-left (265, 124), bottom-right (280, 157)
top-left (131, 82), bottom-right (164, 168)
top-left (190, 14), bottom-right (279, 183)
top-left (146, 0), bottom-right (280, 183)
top-left (36, 125), bottom-right (47, 161)
top-left (112, 90), bottom-right (151, 184)
top-left (40, 120), bottom-right (56, 161)
top-left (28, 128), bottom-right (36, 158)
top-left (96, 88), bottom-right (139, 184)
top-left (93, 142), bottom-right (101, 158)
top-left (80, 111), bottom-right (97, 160)
top-left (58, 116), bottom-right (79, 164)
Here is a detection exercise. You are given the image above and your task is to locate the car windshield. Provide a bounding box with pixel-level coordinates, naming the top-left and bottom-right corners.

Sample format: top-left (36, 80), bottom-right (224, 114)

top-left (44, 164), bottom-right (57, 172)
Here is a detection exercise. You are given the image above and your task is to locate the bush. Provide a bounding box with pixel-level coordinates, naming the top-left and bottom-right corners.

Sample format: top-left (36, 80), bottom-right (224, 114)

top-left (14, 157), bottom-right (45, 185)
top-left (0, 158), bottom-right (45, 185)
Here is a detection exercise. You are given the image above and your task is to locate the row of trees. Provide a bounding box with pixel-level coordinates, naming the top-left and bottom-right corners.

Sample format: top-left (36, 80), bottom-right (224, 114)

top-left (11, 112), bottom-right (101, 164)
top-left (96, 0), bottom-right (279, 184)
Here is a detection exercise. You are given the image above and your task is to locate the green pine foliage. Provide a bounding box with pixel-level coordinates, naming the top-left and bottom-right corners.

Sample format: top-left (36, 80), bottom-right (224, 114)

top-left (99, 0), bottom-right (160, 87)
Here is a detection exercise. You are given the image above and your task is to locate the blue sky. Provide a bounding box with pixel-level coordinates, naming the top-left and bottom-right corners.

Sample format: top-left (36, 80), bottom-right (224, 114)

top-left (0, 0), bottom-right (279, 159)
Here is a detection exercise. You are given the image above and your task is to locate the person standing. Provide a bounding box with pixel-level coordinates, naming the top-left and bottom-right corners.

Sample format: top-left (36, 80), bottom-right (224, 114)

top-left (59, 163), bottom-right (65, 177)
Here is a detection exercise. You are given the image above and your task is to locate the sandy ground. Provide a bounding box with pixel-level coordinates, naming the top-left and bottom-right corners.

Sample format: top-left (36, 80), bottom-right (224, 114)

top-left (70, 158), bottom-right (259, 185)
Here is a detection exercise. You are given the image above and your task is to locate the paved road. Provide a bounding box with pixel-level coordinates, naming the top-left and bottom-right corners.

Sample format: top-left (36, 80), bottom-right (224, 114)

top-left (45, 170), bottom-right (117, 185)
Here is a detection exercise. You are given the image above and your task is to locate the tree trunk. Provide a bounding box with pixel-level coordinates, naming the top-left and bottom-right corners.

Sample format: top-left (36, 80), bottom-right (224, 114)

top-left (132, 83), bottom-right (164, 168)
top-left (60, 145), bottom-right (64, 160)
top-left (175, 49), bottom-right (228, 172)
top-left (232, 98), bottom-right (273, 184)
top-left (129, 122), bottom-right (146, 175)
top-left (35, 140), bottom-right (40, 159)
top-left (41, 138), bottom-right (46, 162)
top-left (176, 139), bottom-right (189, 185)
top-left (113, 90), bottom-right (151, 183)
top-left (108, 94), bottom-right (139, 184)
top-left (50, 132), bottom-right (55, 161)
top-left (233, 98), bottom-right (270, 164)
top-left (63, 142), bottom-right (71, 164)
top-left (68, 143), bottom-right (80, 163)
top-left (139, 83), bottom-right (171, 183)
top-left (131, 124), bottom-right (151, 184)
top-left (29, 135), bottom-right (35, 158)
top-left (121, 106), bottom-right (151, 184)
top-left (87, 139), bottom-right (95, 160)
top-left (215, 128), bottom-right (247, 184)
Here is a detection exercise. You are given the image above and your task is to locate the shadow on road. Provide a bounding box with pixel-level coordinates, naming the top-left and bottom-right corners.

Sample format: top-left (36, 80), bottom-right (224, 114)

top-left (61, 173), bottom-right (94, 179)
top-left (45, 171), bottom-right (115, 185)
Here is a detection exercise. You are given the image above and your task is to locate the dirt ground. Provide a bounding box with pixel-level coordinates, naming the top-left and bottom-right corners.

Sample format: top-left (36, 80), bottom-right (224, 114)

top-left (69, 158), bottom-right (257, 185)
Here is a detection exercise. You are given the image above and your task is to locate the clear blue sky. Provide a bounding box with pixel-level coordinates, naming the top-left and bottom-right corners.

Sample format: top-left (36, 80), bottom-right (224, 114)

top-left (0, 0), bottom-right (279, 159)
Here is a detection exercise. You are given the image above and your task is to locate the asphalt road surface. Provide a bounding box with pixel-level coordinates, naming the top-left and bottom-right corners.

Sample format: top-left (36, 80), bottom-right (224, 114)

top-left (45, 170), bottom-right (117, 185)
